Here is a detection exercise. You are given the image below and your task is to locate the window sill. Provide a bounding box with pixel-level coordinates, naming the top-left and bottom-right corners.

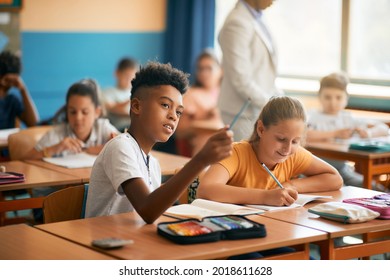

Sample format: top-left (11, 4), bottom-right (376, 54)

top-left (276, 77), bottom-right (390, 100)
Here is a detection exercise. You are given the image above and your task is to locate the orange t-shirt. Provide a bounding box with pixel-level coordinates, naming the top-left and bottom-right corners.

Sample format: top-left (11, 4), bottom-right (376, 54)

top-left (219, 141), bottom-right (313, 190)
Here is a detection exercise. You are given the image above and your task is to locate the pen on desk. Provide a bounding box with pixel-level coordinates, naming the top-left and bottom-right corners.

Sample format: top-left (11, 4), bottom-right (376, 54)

top-left (261, 163), bottom-right (284, 189)
top-left (229, 98), bottom-right (251, 130)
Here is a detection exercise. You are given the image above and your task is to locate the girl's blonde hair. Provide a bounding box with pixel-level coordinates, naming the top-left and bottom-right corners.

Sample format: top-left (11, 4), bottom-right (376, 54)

top-left (248, 96), bottom-right (306, 143)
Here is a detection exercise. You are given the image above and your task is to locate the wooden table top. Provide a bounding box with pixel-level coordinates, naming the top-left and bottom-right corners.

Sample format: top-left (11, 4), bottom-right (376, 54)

top-left (24, 159), bottom-right (92, 183)
top-left (305, 137), bottom-right (390, 160)
top-left (262, 186), bottom-right (390, 238)
top-left (0, 224), bottom-right (115, 260)
top-left (23, 150), bottom-right (190, 182)
top-left (151, 150), bottom-right (191, 176)
top-left (36, 212), bottom-right (326, 260)
top-left (0, 161), bottom-right (83, 191)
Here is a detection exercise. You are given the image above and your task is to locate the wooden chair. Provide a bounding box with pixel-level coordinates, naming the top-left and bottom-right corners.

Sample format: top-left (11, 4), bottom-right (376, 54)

top-left (42, 184), bottom-right (89, 224)
top-left (177, 168), bottom-right (207, 204)
top-left (8, 125), bottom-right (52, 160)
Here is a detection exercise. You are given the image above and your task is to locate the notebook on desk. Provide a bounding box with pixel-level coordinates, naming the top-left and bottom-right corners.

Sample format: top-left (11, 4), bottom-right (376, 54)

top-left (43, 153), bottom-right (97, 168)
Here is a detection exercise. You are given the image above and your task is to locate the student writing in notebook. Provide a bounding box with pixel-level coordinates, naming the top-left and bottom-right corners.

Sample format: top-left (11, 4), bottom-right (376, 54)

top-left (24, 79), bottom-right (119, 160)
top-left (306, 72), bottom-right (388, 189)
top-left (23, 79), bottom-right (119, 223)
top-left (85, 62), bottom-right (233, 224)
top-left (197, 96), bottom-right (342, 260)
top-left (197, 96), bottom-right (342, 207)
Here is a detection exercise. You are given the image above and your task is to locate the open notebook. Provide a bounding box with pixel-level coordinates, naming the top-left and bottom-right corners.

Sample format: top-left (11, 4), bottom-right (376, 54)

top-left (43, 153), bottom-right (97, 168)
top-left (246, 194), bottom-right (332, 212)
top-left (165, 199), bottom-right (264, 220)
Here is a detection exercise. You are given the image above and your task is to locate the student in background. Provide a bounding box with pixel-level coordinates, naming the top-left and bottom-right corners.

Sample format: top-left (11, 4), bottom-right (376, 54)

top-left (49, 78), bottom-right (106, 124)
top-left (24, 79), bottom-right (119, 159)
top-left (85, 62), bottom-right (233, 224)
top-left (176, 49), bottom-right (224, 156)
top-left (306, 72), bottom-right (389, 189)
top-left (0, 51), bottom-right (39, 129)
top-left (103, 57), bottom-right (139, 132)
top-left (24, 79), bottom-right (119, 222)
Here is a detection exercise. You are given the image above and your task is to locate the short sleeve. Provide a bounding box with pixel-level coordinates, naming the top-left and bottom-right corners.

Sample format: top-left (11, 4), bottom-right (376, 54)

top-left (101, 136), bottom-right (144, 193)
top-left (291, 146), bottom-right (313, 175)
top-left (218, 144), bottom-right (241, 178)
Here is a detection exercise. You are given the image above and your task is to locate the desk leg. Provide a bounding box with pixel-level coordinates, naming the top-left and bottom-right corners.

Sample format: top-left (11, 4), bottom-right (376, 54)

top-left (0, 192), bottom-right (5, 226)
top-left (316, 239), bottom-right (334, 260)
top-left (362, 160), bottom-right (373, 189)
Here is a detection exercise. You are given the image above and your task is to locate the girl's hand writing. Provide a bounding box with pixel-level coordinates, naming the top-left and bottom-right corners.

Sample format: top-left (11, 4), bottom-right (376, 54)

top-left (262, 187), bottom-right (298, 206)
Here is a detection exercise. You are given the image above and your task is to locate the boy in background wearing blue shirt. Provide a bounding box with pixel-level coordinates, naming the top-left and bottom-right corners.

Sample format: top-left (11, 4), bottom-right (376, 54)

top-left (0, 51), bottom-right (39, 129)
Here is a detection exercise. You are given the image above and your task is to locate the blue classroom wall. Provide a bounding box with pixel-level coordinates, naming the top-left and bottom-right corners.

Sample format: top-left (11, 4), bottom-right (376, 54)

top-left (21, 31), bottom-right (165, 121)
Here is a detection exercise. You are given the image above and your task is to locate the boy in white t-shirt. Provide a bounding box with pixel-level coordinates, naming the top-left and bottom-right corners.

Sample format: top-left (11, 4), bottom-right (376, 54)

top-left (307, 72), bottom-right (388, 188)
top-left (85, 62), bottom-right (233, 223)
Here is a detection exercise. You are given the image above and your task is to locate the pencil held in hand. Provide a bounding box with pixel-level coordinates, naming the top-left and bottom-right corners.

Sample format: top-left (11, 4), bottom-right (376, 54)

top-left (261, 163), bottom-right (284, 189)
top-left (229, 98), bottom-right (251, 130)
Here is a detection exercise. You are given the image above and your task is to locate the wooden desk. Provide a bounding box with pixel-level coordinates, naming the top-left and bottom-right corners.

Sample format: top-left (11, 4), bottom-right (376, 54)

top-left (262, 186), bottom-right (390, 260)
top-left (25, 160), bottom-right (92, 183)
top-left (0, 161), bottom-right (83, 225)
top-left (0, 161), bottom-right (82, 191)
top-left (24, 151), bottom-right (191, 182)
top-left (0, 128), bottom-right (20, 149)
top-left (151, 150), bottom-right (191, 176)
top-left (0, 224), bottom-right (115, 259)
top-left (305, 139), bottom-right (390, 189)
top-left (36, 212), bottom-right (326, 260)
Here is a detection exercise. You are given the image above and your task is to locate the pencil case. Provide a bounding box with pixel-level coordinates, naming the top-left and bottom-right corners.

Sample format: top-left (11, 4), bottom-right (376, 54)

top-left (308, 202), bottom-right (380, 224)
top-left (349, 141), bottom-right (390, 152)
top-left (343, 194), bottom-right (390, 219)
top-left (157, 215), bottom-right (266, 244)
top-left (0, 171), bottom-right (25, 185)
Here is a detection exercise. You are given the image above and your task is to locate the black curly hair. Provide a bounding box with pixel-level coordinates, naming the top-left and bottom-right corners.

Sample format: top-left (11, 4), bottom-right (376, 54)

top-left (0, 51), bottom-right (21, 76)
top-left (131, 61), bottom-right (189, 99)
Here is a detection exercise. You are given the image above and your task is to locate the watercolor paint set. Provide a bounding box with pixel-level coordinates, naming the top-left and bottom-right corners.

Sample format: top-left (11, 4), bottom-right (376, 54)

top-left (157, 215), bottom-right (266, 244)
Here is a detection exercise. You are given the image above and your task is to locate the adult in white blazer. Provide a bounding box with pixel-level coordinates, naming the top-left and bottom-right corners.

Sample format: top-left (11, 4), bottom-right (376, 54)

top-left (218, 0), bottom-right (283, 141)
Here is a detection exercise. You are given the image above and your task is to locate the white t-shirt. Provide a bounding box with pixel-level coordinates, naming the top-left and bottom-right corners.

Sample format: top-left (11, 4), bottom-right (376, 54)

top-left (307, 110), bottom-right (357, 131)
top-left (35, 118), bottom-right (119, 156)
top-left (307, 109), bottom-right (388, 139)
top-left (85, 133), bottom-right (161, 218)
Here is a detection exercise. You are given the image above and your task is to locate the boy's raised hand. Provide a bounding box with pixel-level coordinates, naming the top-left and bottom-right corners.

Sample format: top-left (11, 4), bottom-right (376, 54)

top-left (195, 126), bottom-right (233, 166)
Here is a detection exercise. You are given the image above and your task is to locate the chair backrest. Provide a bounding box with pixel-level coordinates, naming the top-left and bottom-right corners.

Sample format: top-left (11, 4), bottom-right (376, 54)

top-left (43, 184), bottom-right (89, 224)
top-left (8, 125), bottom-right (52, 160)
top-left (177, 169), bottom-right (207, 204)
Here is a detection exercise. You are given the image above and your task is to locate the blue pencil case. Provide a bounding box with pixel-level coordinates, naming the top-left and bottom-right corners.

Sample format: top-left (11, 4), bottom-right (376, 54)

top-left (157, 215), bottom-right (266, 244)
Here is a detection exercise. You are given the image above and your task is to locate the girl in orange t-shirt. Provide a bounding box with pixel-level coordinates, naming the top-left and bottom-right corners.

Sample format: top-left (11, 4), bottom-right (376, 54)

top-left (198, 96), bottom-right (343, 207)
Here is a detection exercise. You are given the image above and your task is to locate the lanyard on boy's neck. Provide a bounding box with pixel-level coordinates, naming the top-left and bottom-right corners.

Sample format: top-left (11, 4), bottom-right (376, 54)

top-left (129, 132), bottom-right (152, 187)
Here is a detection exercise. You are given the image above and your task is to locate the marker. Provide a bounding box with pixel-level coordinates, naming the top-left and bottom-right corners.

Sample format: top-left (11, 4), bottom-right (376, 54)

top-left (261, 163), bottom-right (284, 189)
top-left (229, 98), bottom-right (251, 130)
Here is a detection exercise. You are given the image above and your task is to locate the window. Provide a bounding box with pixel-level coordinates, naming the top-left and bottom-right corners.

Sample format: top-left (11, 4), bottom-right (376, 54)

top-left (215, 0), bottom-right (390, 105)
top-left (349, 0), bottom-right (390, 82)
